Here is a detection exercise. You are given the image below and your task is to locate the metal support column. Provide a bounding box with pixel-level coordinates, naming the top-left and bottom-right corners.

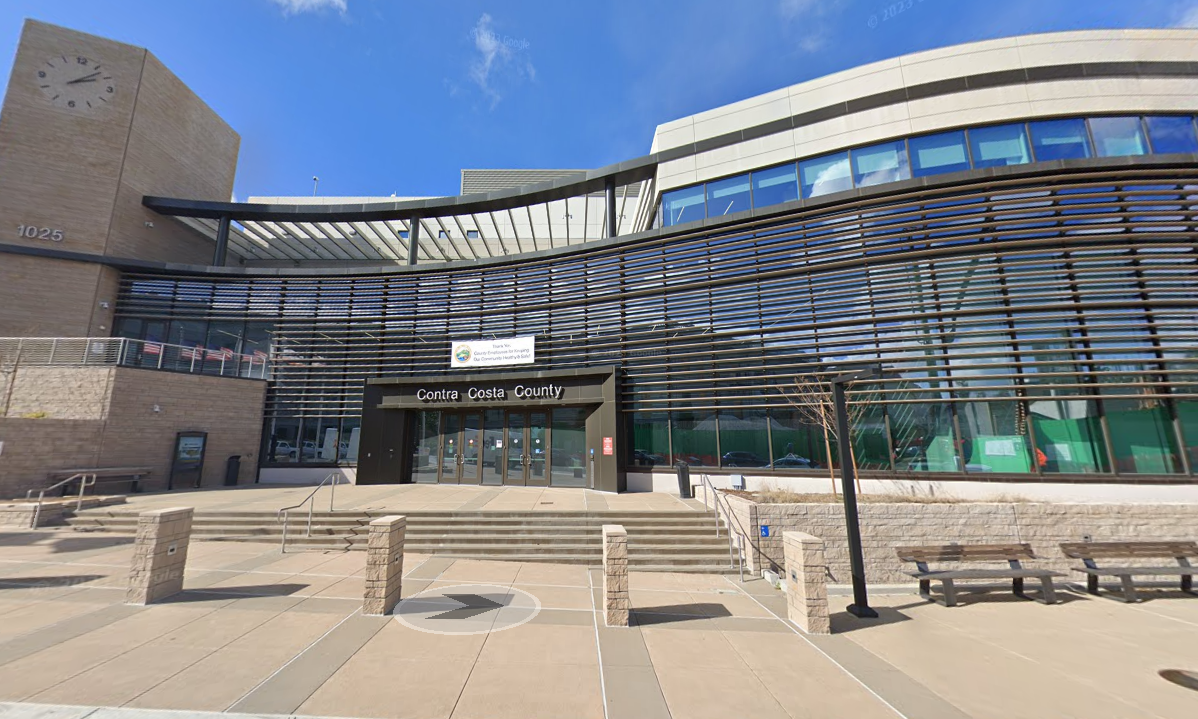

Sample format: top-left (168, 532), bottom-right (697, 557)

top-left (605, 178), bottom-right (617, 238)
top-left (831, 366), bottom-right (883, 619)
top-left (406, 217), bottom-right (421, 265)
top-left (212, 215), bottom-right (231, 266)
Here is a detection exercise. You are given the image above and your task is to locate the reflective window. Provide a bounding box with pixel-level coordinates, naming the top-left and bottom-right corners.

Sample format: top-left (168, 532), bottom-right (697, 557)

top-left (957, 402), bottom-right (1034, 474)
top-left (670, 411), bottom-right (717, 467)
top-left (769, 409), bottom-right (827, 470)
top-left (751, 163), bottom-right (799, 208)
top-left (799, 151), bottom-right (852, 198)
top-left (627, 413), bottom-right (670, 469)
top-left (909, 131), bottom-right (970, 177)
top-left (1029, 399), bottom-right (1109, 474)
top-left (706, 173), bottom-right (751, 217)
top-left (968, 123), bottom-right (1031, 168)
top-left (1103, 397), bottom-right (1182, 474)
top-left (1144, 115), bottom-right (1198, 154)
top-left (1029, 119), bottom-right (1092, 161)
top-left (718, 410), bottom-right (771, 468)
top-left (1089, 116), bottom-right (1149, 157)
top-left (662, 185), bottom-right (706, 226)
top-left (852, 141), bottom-right (910, 188)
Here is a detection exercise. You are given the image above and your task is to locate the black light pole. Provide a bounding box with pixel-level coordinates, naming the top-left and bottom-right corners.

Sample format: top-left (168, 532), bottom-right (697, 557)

top-left (831, 365), bottom-right (883, 619)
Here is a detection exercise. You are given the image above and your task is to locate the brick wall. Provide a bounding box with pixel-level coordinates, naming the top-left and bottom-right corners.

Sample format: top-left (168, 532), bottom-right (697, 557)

top-left (698, 491), bottom-right (1198, 584)
top-left (0, 419), bottom-right (105, 498)
top-left (101, 369), bottom-right (266, 491)
top-left (0, 365), bottom-right (265, 497)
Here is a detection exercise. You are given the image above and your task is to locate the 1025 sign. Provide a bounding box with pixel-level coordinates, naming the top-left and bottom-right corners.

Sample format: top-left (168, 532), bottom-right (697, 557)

top-left (17, 224), bottom-right (64, 242)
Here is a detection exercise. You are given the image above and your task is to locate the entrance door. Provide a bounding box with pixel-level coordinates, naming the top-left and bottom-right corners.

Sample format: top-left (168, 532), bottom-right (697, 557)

top-left (501, 411), bottom-right (549, 486)
top-left (438, 412), bottom-right (482, 484)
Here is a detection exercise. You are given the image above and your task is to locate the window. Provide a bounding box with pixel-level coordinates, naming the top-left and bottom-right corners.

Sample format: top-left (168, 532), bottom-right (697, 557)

top-left (399, 231), bottom-right (409, 239)
top-left (751, 163), bottom-right (798, 208)
top-left (438, 230), bottom-right (449, 239)
top-left (968, 123), bottom-right (1031, 168)
top-left (466, 230), bottom-right (480, 239)
top-left (909, 131), bottom-right (970, 177)
top-left (705, 173), bottom-right (751, 217)
top-left (1088, 116), bottom-right (1149, 157)
top-left (799, 151), bottom-right (852, 198)
top-left (661, 185), bottom-right (706, 226)
top-left (1029, 118), bottom-right (1092, 161)
top-left (852, 140), bottom-right (910, 187)
top-left (1144, 115), bottom-right (1198, 154)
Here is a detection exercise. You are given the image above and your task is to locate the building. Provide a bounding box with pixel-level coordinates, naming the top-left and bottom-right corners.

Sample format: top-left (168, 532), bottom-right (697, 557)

top-left (2, 19), bottom-right (1197, 498)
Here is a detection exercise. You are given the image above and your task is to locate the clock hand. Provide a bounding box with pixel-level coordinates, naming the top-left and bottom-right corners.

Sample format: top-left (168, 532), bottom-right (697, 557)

top-left (66, 71), bottom-right (102, 85)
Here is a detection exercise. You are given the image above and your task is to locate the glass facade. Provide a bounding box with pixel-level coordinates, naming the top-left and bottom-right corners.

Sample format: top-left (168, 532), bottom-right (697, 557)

top-left (660, 115), bottom-right (1198, 227)
top-left (117, 140), bottom-right (1198, 482)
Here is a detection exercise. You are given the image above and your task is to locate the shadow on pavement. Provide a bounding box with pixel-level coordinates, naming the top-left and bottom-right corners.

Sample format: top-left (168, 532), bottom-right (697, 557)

top-left (0, 574), bottom-right (109, 590)
top-left (162, 583), bottom-right (310, 603)
top-left (631, 603), bottom-right (732, 626)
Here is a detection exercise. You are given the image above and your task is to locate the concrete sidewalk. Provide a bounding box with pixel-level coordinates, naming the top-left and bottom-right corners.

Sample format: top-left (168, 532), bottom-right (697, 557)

top-left (0, 530), bottom-right (1195, 719)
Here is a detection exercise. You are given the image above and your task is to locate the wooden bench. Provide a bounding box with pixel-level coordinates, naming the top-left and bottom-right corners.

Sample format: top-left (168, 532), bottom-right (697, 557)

top-left (1059, 541), bottom-right (1197, 603)
top-left (47, 467), bottom-right (153, 495)
top-left (897, 543), bottom-right (1064, 607)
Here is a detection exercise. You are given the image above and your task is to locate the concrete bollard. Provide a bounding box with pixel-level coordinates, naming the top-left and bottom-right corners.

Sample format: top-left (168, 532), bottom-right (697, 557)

top-left (783, 531), bottom-right (831, 635)
top-left (126, 507), bottom-right (193, 605)
top-left (603, 524), bottom-right (630, 627)
top-left (363, 515), bottom-right (406, 616)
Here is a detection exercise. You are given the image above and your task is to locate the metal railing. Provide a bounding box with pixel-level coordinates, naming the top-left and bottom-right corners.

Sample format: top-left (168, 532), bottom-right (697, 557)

top-left (25, 473), bottom-right (96, 529)
top-left (276, 473), bottom-right (341, 553)
top-left (696, 473), bottom-right (746, 581)
top-left (0, 337), bottom-right (270, 380)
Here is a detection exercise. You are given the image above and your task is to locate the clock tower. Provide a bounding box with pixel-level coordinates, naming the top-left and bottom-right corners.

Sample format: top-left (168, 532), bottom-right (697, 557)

top-left (0, 19), bottom-right (239, 337)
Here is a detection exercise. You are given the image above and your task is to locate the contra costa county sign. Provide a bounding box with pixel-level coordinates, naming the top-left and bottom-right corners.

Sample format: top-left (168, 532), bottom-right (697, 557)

top-left (450, 336), bottom-right (535, 369)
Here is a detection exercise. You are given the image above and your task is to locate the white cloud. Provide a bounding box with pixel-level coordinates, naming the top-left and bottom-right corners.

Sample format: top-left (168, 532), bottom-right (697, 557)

top-left (777, 0), bottom-right (836, 53)
top-left (1173, 2), bottom-right (1198, 28)
top-left (464, 13), bottom-right (534, 110)
top-left (268, 0), bottom-right (347, 15)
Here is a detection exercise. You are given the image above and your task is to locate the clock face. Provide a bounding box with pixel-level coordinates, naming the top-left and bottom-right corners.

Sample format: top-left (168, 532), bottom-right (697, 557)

top-left (36, 55), bottom-right (115, 113)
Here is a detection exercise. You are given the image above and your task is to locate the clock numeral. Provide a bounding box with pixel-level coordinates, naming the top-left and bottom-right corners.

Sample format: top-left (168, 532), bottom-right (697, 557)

top-left (37, 70), bottom-right (45, 78)
top-left (76, 56), bottom-right (88, 65)
top-left (107, 86), bottom-right (114, 93)
top-left (67, 100), bottom-right (75, 108)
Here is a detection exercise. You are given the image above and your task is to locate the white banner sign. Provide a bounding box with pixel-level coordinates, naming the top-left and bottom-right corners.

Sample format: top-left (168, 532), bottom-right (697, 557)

top-left (450, 336), bottom-right (535, 369)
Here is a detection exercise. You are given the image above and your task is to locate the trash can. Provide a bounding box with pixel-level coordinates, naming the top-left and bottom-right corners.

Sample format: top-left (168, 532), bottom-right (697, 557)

top-left (224, 455), bottom-right (242, 486)
top-left (675, 461), bottom-right (691, 499)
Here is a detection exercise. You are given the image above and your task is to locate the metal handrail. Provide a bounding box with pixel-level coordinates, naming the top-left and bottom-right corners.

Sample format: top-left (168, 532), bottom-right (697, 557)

top-left (25, 473), bottom-right (96, 529)
top-left (696, 473), bottom-right (746, 581)
top-left (277, 473), bottom-right (340, 553)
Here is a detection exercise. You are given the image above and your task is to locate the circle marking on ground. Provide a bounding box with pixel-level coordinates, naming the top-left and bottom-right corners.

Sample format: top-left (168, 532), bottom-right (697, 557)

top-left (393, 583), bottom-right (541, 635)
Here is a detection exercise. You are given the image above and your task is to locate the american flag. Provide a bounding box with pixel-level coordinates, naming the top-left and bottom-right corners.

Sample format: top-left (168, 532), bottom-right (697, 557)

top-left (143, 342), bottom-right (161, 355)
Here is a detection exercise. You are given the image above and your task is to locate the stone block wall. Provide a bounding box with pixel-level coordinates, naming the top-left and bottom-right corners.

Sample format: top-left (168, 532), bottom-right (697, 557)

top-left (698, 491), bottom-right (1198, 584)
top-left (126, 506), bottom-right (192, 604)
top-left (783, 532), bottom-right (830, 634)
top-left (363, 515), bottom-right (405, 616)
top-left (0, 365), bottom-right (265, 497)
top-left (603, 524), bottom-right (630, 627)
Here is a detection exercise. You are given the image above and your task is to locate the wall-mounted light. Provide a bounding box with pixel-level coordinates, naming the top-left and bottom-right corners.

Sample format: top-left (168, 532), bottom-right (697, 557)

top-left (144, 221), bottom-right (154, 228)
top-left (152, 404), bottom-right (161, 414)
top-left (99, 301), bottom-right (110, 310)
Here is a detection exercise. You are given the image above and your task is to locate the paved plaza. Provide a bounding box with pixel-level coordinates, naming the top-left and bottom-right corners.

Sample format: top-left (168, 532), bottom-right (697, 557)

top-left (0, 520), bottom-right (1196, 719)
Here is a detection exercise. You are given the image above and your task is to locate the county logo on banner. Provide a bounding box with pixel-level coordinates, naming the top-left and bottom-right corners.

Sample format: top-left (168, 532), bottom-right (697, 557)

top-left (450, 336), bottom-right (535, 368)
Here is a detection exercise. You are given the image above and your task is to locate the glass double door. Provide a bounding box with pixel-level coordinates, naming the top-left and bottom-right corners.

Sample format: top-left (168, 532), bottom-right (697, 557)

top-left (414, 410), bottom-right (550, 486)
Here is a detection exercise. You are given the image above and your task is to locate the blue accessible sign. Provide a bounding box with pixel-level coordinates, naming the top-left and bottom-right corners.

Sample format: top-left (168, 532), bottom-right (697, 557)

top-left (760, 525), bottom-right (770, 538)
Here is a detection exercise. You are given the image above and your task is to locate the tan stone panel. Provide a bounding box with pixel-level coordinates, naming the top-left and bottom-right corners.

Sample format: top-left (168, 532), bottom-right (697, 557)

top-left (0, 255), bottom-right (103, 336)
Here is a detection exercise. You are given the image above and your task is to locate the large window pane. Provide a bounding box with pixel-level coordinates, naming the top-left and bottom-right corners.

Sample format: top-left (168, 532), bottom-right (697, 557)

top-left (1029, 119), bottom-right (1092, 161)
top-left (1104, 397), bottom-right (1182, 474)
top-left (1089, 116), bottom-right (1149, 157)
top-left (705, 174), bottom-right (751, 217)
top-left (957, 402), bottom-right (1034, 474)
top-left (769, 409), bottom-right (827, 470)
top-left (550, 407), bottom-right (588, 487)
top-left (751, 163), bottom-right (799, 208)
top-left (968, 124), bottom-right (1031, 168)
top-left (268, 417), bottom-right (300, 464)
top-left (909, 131), bottom-right (970, 177)
top-left (1177, 400), bottom-right (1198, 471)
top-left (717, 410), bottom-right (771, 468)
top-left (661, 185), bottom-right (705, 226)
top-left (411, 411), bottom-right (441, 483)
top-left (1029, 399), bottom-right (1109, 474)
top-left (628, 412), bottom-right (669, 469)
top-left (799, 151), bottom-right (852, 198)
top-left (670, 411), bottom-right (717, 467)
top-left (1144, 115), bottom-right (1198, 154)
top-left (851, 403), bottom-right (891, 471)
top-left (852, 140), bottom-right (910, 188)
top-left (890, 402), bottom-right (959, 472)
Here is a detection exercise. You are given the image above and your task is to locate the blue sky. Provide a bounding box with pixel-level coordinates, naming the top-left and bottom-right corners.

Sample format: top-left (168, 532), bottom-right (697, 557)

top-left (1, 0), bottom-right (1195, 200)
